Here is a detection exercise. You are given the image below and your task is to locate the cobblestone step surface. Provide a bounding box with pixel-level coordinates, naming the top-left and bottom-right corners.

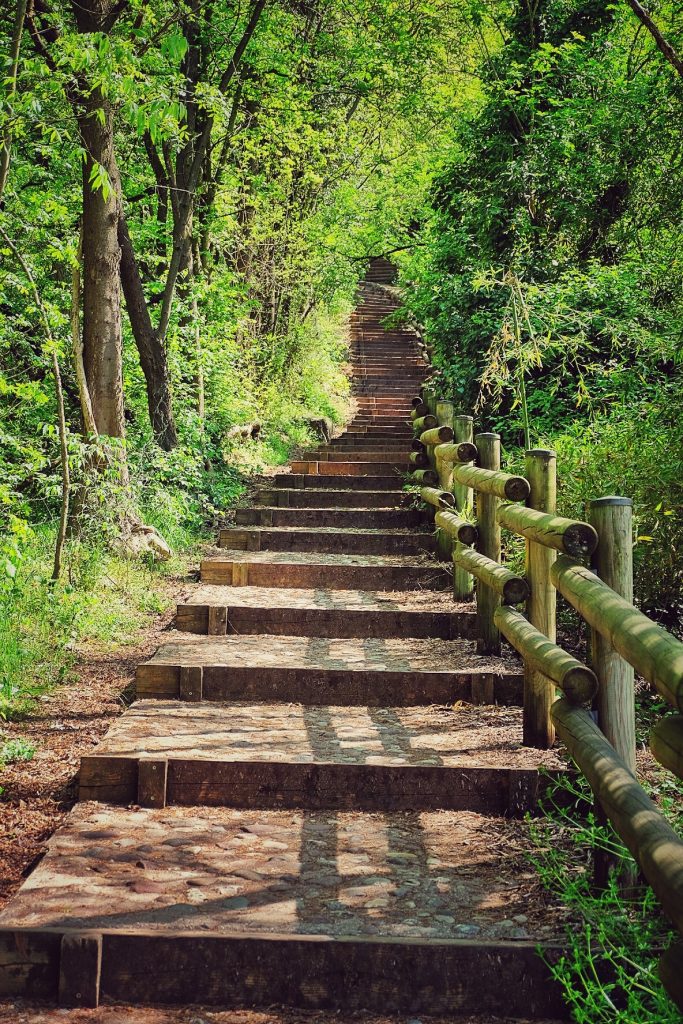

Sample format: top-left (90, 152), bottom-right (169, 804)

top-left (0, 803), bottom-right (567, 1015)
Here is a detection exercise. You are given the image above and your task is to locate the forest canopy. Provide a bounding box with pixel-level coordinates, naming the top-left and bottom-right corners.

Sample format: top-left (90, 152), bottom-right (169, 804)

top-left (0, 0), bottom-right (682, 617)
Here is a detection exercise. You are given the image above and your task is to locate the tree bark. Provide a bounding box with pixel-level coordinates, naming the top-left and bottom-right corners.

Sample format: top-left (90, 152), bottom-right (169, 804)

top-left (117, 210), bottom-right (178, 449)
top-left (77, 91), bottom-right (126, 444)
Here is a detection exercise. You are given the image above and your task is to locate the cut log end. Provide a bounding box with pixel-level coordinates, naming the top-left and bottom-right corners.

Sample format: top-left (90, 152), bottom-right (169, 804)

top-left (564, 522), bottom-right (599, 558)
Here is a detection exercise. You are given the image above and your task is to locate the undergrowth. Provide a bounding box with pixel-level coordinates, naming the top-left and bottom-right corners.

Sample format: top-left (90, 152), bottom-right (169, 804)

top-left (530, 773), bottom-right (681, 1022)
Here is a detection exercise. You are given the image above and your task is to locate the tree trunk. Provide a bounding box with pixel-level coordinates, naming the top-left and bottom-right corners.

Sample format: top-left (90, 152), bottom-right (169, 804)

top-left (78, 93), bottom-right (126, 447)
top-left (117, 212), bottom-right (178, 450)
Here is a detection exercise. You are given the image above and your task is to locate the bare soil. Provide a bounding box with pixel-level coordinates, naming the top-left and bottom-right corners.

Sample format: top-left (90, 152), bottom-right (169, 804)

top-left (0, 591), bottom-right (178, 910)
top-left (0, 1005), bottom-right (564, 1024)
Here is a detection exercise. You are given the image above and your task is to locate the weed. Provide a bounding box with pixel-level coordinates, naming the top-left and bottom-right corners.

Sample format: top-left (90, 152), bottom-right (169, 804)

top-left (529, 773), bottom-right (680, 1022)
top-left (0, 738), bottom-right (36, 764)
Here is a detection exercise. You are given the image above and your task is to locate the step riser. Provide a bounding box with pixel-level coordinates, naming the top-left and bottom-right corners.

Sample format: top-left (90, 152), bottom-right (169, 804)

top-left (137, 663), bottom-right (523, 707)
top-left (200, 560), bottom-right (450, 590)
top-left (177, 603), bottom-right (472, 639)
top-left (257, 489), bottom-right (408, 507)
top-left (273, 475), bottom-right (404, 490)
top-left (290, 462), bottom-right (407, 475)
top-left (0, 928), bottom-right (565, 1018)
top-left (299, 451), bottom-right (409, 459)
top-left (80, 756), bottom-right (550, 816)
top-left (235, 508), bottom-right (424, 528)
top-left (218, 529), bottom-right (434, 556)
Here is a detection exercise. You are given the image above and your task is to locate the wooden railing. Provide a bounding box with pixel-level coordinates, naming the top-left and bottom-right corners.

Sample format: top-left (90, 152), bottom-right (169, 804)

top-left (409, 384), bottom-right (683, 1010)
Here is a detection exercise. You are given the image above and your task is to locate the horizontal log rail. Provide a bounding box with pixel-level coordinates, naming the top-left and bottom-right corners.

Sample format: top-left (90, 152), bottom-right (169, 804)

top-left (410, 402), bottom-right (429, 419)
top-left (434, 509), bottom-right (478, 546)
top-left (453, 547), bottom-right (529, 605)
top-left (420, 485), bottom-right (455, 509)
top-left (453, 464), bottom-right (530, 503)
top-left (495, 607), bottom-right (597, 705)
top-left (551, 555), bottom-right (683, 713)
top-left (497, 503), bottom-right (598, 558)
top-left (650, 716), bottom-right (683, 782)
top-left (412, 414), bottom-right (437, 433)
top-left (420, 425), bottom-right (454, 446)
top-left (433, 441), bottom-right (478, 464)
top-left (410, 469), bottom-right (438, 486)
top-left (552, 699), bottom-right (683, 933)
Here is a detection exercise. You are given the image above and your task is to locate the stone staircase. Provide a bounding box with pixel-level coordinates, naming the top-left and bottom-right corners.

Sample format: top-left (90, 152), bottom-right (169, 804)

top-left (0, 271), bottom-right (569, 1019)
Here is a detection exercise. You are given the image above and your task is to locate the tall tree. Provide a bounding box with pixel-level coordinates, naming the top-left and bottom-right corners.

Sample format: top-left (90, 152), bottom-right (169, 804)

top-left (28, 0), bottom-right (127, 449)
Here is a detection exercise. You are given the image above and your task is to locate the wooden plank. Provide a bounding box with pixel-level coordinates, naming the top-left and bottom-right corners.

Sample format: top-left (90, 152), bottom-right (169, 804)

top-left (59, 932), bottom-right (102, 1008)
top-left (137, 756), bottom-right (168, 809)
top-left (470, 672), bottom-right (495, 705)
top-left (96, 930), bottom-right (568, 1018)
top-left (0, 929), bottom-right (60, 997)
top-left (79, 755), bottom-right (136, 802)
top-left (508, 768), bottom-right (539, 817)
top-left (179, 665), bottom-right (203, 702)
top-left (166, 761), bottom-right (538, 814)
top-left (207, 606), bottom-right (228, 635)
top-left (136, 663), bottom-right (179, 698)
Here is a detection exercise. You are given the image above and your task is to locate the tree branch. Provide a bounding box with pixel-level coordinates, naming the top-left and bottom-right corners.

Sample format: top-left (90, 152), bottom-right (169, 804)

top-left (626, 0), bottom-right (683, 78)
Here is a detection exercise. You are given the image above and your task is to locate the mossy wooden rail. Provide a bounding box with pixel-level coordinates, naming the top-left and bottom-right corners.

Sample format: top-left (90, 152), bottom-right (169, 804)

top-left (410, 382), bottom-right (683, 1010)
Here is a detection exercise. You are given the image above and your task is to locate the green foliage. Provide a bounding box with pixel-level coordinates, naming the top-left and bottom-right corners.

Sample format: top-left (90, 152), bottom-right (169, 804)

top-left (396, 0), bottom-right (683, 624)
top-left (0, 738), bottom-right (36, 765)
top-left (529, 773), bottom-right (681, 1023)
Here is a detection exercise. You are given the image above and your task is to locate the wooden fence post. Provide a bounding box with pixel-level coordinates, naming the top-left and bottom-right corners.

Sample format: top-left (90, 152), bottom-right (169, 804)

top-left (453, 415), bottom-right (474, 601)
top-left (588, 497), bottom-right (636, 770)
top-left (523, 449), bottom-right (557, 749)
top-left (475, 433), bottom-right (501, 654)
top-left (435, 401), bottom-right (454, 561)
top-left (423, 386), bottom-right (437, 416)
top-left (589, 496), bottom-right (638, 889)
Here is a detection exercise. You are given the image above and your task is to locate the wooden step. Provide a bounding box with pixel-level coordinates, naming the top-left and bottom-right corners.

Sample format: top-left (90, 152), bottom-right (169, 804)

top-left (176, 585), bottom-right (472, 638)
top-left (0, 803), bottom-right (567, 1016)
top-left (201, 550), bottom-right (450, 590)
top-left (136, 633), bottom-right (522, 706)
top-left (299, 449), bottom-right (410, 460)
top-left (235, 506), bottom-right (426, 528)
top-left (217, 526), bottom-right (435, 556)
top-left (272, 473), bottom-right (404, 491)
top-left (256, 487), bottom-right (410, 508)
top-left (289, 461), bottom-right (408, 476)
top-left (79, 699), bottom-right (564, 813)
